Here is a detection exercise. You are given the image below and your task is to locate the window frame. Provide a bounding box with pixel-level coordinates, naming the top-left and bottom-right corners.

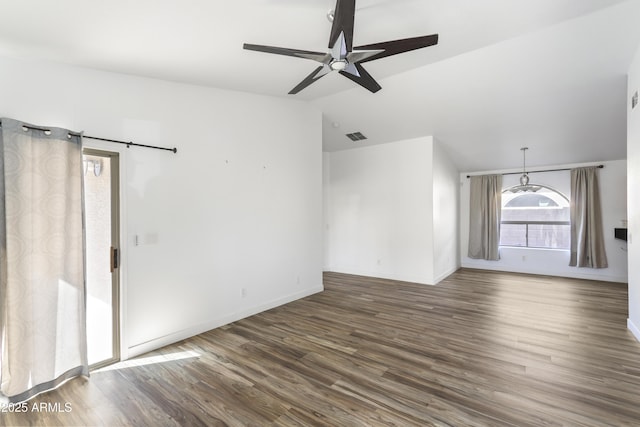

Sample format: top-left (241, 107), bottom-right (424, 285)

top-left (500, 184), bottom-right (570, 249)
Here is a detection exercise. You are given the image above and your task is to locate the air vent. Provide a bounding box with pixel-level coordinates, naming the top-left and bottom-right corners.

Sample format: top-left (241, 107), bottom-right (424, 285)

top-left (346, 132), bottom-right (367, 142)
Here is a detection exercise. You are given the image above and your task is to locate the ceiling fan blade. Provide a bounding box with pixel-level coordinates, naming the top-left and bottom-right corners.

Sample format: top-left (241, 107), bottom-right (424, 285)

top-left (346, 49), bottom-right (384, 64)
top-left (353, 34), bottom-right (439, 63)
top-left (289, 65), bottom-right (332, 95)
top-left (329, 0), bottom-right (355, 52)
top-left (243, 43), bottom-right (331, 64)
top-left (339, 63), bottom-right (381, 93)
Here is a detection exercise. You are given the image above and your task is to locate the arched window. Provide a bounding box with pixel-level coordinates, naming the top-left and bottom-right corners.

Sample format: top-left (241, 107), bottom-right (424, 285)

top-left (500, 185), bottom-right (570, 249)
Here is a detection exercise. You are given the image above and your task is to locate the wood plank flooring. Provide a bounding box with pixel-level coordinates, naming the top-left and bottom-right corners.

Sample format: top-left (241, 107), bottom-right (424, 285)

top-left (3, 269), bottom-right (640, 426)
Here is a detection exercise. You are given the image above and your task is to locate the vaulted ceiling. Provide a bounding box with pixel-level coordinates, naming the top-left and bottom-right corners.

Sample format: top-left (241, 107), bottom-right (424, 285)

top-left (0, 0), bottom-right (638, 171)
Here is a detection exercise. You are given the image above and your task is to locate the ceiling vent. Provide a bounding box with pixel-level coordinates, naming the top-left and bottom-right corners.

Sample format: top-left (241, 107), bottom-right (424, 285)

top-left (346, 132), bottom-right (367, 142)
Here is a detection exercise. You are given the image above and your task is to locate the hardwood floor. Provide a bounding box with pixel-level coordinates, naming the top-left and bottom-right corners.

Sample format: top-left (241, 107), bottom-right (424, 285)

top-left (3, 269), bottom-right (640, 426)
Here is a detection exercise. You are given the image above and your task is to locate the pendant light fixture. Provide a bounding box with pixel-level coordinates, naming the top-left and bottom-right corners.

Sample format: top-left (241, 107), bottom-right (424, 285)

top-left (519, 147), bottom-right (530, 186)
top-left (507, 147), bottom-right (541, 193)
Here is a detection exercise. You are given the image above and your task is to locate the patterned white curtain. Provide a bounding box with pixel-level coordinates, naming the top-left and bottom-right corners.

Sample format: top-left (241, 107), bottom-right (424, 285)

top-left (0, 118), bottom-right (88, 403)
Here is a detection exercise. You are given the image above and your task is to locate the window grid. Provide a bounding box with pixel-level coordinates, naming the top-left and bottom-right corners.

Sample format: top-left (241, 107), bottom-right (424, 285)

top-left (500, 185), bottom-right (570, 250)
top-left (501, 221), bottom-right (570, 248)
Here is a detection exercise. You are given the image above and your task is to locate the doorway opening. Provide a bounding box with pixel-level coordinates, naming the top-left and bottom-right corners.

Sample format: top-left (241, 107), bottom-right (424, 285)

top-left (83, 149), bottom-right (120, 369)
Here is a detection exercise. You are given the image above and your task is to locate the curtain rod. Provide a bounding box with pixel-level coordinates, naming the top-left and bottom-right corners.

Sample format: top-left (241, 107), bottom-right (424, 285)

top-left (2, 122), bottom-right (177, 154)
top-left (466, 164), bottom-right (603, 179)
top-left (82, 135), bottom-right (177, 154)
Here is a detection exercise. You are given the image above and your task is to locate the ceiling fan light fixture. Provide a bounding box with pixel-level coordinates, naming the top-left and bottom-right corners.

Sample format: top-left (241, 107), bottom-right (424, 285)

top-left (330, 59), bottom-right (348, 71)
top-left (519, 173), bottom-right (530, 186)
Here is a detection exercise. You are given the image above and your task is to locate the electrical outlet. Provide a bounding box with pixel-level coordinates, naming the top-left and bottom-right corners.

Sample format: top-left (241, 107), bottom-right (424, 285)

top-left (241, 288), bottom-right (247, 298)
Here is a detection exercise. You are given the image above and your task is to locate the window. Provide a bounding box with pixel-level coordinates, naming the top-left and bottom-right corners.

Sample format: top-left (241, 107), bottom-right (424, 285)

top-left (500, 185), bottom-right (570, 249)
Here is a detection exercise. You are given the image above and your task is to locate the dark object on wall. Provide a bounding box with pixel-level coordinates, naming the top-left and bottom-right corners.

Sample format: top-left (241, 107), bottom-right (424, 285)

top-left (614, 228), bottom-right (628, 241)
top-left (346, 132), bottom-right (367, 141)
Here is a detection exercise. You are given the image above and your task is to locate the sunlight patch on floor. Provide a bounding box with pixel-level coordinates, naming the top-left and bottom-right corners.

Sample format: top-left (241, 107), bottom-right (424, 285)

top-left (93, 350), bottom-right (201, 372)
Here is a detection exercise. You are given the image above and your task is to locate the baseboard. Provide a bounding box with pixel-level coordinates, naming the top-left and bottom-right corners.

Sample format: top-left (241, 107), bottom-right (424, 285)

top-left (327, 267), bottom-right (434, 285)
top-left (628, 319), bottom-right (640, 343)
top-left (460, 261), bottom-right (627, 283)
top-left (433, 265), bottom-right (460, 284)
top-left (126, 285), bottom-right (324, 359)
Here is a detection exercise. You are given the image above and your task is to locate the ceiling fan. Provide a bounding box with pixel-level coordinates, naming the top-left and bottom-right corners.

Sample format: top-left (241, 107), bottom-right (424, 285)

top-left (243, 0), bottom-right (439, 94)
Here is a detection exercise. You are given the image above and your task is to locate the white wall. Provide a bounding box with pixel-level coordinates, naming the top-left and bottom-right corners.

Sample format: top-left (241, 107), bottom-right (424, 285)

top-left (460, 160), bottom-right (628, 283)
top-left (0, 55), bottom-right (323, 358)
top-left (323, 152), bottom-right (332, 271)
top-left (324, 136), bottom-right (459, 285)
top-left (628, 45), bottom-right (640, 341)
top-left (433, 139), bottom-right (460, 282)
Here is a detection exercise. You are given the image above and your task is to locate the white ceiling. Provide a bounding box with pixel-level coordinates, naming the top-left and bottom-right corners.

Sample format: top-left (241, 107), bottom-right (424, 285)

top-left (0, 0), bottom-right (639, 171)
